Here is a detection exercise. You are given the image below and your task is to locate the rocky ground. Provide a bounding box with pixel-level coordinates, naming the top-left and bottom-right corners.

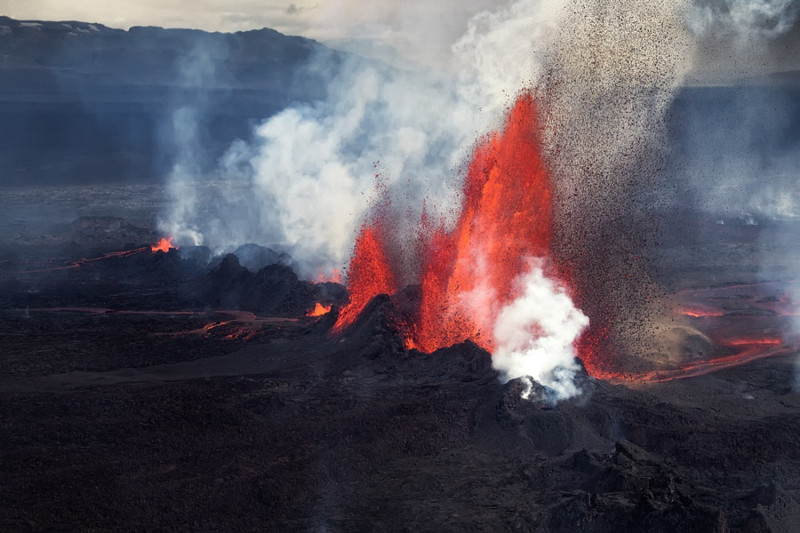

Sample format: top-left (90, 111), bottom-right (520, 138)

top-left (1, 208), bottom-right (800, 532)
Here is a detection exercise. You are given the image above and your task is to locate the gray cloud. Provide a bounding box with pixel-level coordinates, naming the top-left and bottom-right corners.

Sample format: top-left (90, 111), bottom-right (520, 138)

top-left (689, 0), bottom-right (800, 38)
top-left (687, 0), bottom-right (800, 83)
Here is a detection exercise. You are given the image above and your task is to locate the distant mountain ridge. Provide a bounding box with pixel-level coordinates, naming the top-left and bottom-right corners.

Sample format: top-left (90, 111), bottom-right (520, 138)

top-left (0, 15), bottom-right (335, 100)
top-left (1, 15), bottom-right (798, 190)
top-left (0, 15), bottom-right (346, 186)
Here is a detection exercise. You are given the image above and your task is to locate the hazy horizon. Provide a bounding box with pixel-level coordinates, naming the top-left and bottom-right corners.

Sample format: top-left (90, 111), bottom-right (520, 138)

top-left (3, 0), bottom-right (800, 81)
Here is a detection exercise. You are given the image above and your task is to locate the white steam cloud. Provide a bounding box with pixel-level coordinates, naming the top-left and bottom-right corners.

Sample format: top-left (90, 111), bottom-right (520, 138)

top-left (160, 40), bottom-right (229, 248)
top-left (492, 261), bottom-right (589, 402)
top-left (161, 0), bottom-right (565, 276)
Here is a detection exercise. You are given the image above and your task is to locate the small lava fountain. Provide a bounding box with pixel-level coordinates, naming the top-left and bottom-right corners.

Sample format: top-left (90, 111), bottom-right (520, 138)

top-left (151, 237), bottom-right (177, 253)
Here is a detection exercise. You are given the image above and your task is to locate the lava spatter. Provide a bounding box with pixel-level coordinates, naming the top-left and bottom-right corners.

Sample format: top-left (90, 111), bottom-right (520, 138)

top-left (334, 93), bottom-right (581, 363)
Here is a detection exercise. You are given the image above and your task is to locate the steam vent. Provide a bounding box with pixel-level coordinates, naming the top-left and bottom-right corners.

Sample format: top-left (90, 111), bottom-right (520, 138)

top-left (2, 2), bottom-right (800, 531)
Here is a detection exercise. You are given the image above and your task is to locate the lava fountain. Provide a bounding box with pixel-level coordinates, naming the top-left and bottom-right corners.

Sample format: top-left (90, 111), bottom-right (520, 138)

top-left (334, 92), bottom-right (592, 390)
top-left (331, 88), bottom-right (796, 388)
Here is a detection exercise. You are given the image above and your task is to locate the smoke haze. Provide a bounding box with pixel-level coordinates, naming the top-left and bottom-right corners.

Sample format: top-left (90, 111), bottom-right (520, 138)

top-left (160, 0), bottom-right (566, 275)
top-left (157, 0), bottom-right (799, 396)
top-left (687, 0), bottom-right (800, 82)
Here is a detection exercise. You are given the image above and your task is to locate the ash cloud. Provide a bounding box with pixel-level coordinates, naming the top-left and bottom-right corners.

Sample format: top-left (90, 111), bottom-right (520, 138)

top-left (543, 0), bottom-right (695, 369)
top-left (688, 0), bottom-right (800, 39)
top-left (687, 0), bottom-right (800, 82)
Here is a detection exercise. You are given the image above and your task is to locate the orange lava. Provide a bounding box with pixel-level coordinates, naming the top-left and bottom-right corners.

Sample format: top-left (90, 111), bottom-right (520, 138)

top-left (334, 92), bottom-right (560, 353)
top-left (24, 307), bottom-right (298, 340)
top-left (597, 281), bottom-right (800, 383)
top-left (12, 247), bottom-right (149, 274)
top-left (151, 237), bottom-right (177, 253)
top-left (315, 268), bottom-right (343, 284)
top-left (412, 92), bottom-right (552, 352)
top-left (599, 336), bottom-right (793, 384)
top-left (306, 303), bottom-right (332, 317)
top-left (679, 308), bottom-right (725, 318)
top-left (333, 225), bottom-right (399, 333)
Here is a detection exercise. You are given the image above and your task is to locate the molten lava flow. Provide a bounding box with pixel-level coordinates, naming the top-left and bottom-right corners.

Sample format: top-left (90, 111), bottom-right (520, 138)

top-left (14, 247), bottom-right (149, 274)
top-left (334, 93), bottom-right (566, 356)
top-left (596, 281), bottom-right (800, 383)
top-left (24, 308), bottom-right (298, 340)
top-left (307, 303), bottom-right (332, 317)
top-left (151, 237), bottom-right (177, 253)
top-left (605, 336), bottom-right (791, 383)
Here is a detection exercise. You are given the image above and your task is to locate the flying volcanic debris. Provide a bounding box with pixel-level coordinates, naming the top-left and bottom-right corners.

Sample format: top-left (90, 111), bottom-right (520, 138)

top-left (159, 0), bottom-right (742, 399)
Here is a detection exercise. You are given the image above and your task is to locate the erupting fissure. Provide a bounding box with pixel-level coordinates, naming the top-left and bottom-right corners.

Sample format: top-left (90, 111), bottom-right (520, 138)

top-left (314, 269), bottom-right (343, 284)
top-left (334, 92), bottom-right (582, 359)
top-left (151, 237), bottom-right (177, 253)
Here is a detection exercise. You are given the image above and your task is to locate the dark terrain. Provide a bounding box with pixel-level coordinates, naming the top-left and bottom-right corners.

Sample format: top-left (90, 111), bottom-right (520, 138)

top-left (0, 202), bottom-right (799, 532)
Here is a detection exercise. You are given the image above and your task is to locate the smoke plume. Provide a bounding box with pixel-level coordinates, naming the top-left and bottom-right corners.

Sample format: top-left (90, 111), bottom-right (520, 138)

top-left (159, 38), bottom-right (230, 247)
top-left (492, 261), bottom-right (589, 402)
top-left (688, 0), bottom-right (800, 39)
top-left (160, 0), bottom-right (565, 276)
top-left (686, 0), bottom-right (800, 82)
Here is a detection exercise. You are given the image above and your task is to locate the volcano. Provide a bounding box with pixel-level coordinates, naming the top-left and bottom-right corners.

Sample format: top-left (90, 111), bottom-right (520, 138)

top-left (3, 6), bottom-right (800, 531)
top-left (3, 70), bottom-right (800, 533)
top-left (331, 90), bottom-right (797, 391)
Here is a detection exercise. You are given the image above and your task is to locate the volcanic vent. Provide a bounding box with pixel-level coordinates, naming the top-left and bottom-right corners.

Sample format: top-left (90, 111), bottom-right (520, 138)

top-left (330, 92), bottom-right (589, 396)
